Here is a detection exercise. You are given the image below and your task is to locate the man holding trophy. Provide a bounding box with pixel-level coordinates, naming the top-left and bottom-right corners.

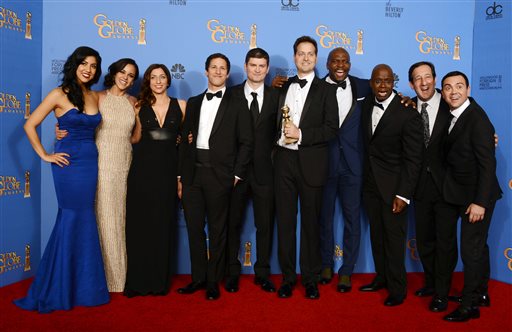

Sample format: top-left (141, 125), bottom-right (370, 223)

top-left (274, 36), bottom-right (338, 299)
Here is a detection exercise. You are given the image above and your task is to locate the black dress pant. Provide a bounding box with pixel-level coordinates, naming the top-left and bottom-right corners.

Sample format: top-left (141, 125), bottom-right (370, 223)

top-left (274, 147), bottom-right (322, 285)
top-left (457, 203), bottom-right (495, 307)
top-left (363, 173), bottom-right (407, 298)
top-left (414, 173), bottom-right (459, 298)
top-left (182, 165), bottom-right (231, 284)
top-left (227, 166), bottom-right (274, 279)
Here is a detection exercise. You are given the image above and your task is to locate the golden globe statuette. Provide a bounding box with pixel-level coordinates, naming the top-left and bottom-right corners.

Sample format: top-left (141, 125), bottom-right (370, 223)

top-left (24, 245), bottom-right (31, 271)
top-left (25, 12), bottom-right (32, 40)
top-left (138, 18), bottom-right (146, 45)
top-left (356, 29), bottom-right (364, 55)
top-left (335, 244), bottom-right (343, 260)
top-left (25, 92), bottom-right (31, 119)
top-left (250, 24), bottom-right (257, 49)
top-left (24, 171), bottom-right (31, 198)
top-left (453, 35), bottom-right (461, 60)
top-left (243, 241), bottom-right (252, 267)
top-left (281, 105), bottom-right (298, 145)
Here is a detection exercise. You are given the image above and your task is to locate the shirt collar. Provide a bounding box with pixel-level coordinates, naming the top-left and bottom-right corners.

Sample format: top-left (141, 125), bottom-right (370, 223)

top-left (450, 98), bottom-right (470, 119)
top-left (375, 92), bottom-right (396, 110)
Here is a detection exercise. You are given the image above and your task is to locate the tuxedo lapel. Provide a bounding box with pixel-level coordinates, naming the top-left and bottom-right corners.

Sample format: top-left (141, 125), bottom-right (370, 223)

top-left (192, 92), bottom-right (205, 134)
top-left (340, 75), bottom-right (358, 128)
top-left (210, 90), bottom-right (230, 136)
top-left (257, 85), bottom-right (272, 128)
top-left (372, 95), bottom-right (399, 139)
top-left (429, 98), bottom-right (450, 144)
top-left (299, 77), bottom-right (319, 124)
top-left (276, 81), bottom-right (291, 130)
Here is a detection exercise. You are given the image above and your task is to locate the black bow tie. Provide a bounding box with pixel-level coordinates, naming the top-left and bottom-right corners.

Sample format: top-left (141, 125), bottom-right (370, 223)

top-left (373, 101), bottom-right (384, 110)
top-left (336, 80), bottom-right (347, 89)
top-left (206, 90), bottom-right (222, 100)
top-left (289, 75), bottom-right (307, 88)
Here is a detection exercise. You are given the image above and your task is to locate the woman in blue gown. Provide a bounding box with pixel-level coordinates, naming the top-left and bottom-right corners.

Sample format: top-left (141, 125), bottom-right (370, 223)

top-left (15, 46), bottom-right (109, 313)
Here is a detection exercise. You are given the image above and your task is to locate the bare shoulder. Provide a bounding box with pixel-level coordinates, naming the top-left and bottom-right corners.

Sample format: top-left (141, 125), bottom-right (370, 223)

top-left (127, 95), bottom-right (138, 108)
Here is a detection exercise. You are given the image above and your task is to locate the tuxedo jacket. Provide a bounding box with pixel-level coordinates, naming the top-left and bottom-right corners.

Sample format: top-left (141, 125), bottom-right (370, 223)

top-left (413, 92), bottom-right (452, 200)
top-left (178, 88), bottom-right (253, 185)
top-left (276, 76), bottom-right (339, 187)
top-left (443, 98), bottom-right (502, 208)
top-left (231, 83), bottom-right (278, 185)
top-left (325, 75), bottom-right (371, 177)
top-left (361, 93), bottom-right (424, 204)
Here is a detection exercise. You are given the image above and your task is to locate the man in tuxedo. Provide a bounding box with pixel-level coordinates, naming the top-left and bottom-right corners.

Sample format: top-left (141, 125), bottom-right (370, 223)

top-left (177, 53), bottom-right (253, 300)
top-left (274, 36), bottom-right (338, 299)
top-left (408, 61), bottom-right (459, 312)
top-left (360, 64), bottom-right (423, 306)
top-left (440, 71), bottom-right (502, 322)
top-left (317, 48), bottom-right (371, 292)
top-left (225, 48), bottom-right (278, 293)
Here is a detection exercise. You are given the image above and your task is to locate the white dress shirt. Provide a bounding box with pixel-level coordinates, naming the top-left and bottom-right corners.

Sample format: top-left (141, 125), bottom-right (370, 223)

top-left (196, 87), bottom-right (226, 150)
top-left (371, 92), bottom-right (395, 134)
top-left (417, 91), bottom-right (442, 136)
top-left (448, 98), bottom-right (470, 133)
top-left (278, 71), bottom-right (315, 150)
top-left (244, 82), bottom-right (264, 113)
top-left (326, 76), bottom-right (352, 127)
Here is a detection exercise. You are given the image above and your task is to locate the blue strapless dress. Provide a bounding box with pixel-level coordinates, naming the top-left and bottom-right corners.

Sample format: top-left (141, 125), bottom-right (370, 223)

top-left (14, 108), bottom-right (109, 313)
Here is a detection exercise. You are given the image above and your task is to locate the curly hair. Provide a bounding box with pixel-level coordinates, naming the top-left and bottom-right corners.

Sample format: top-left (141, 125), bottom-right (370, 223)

top-left (60, 46), bottom-right (102, 112)
top-left (104, 58), bottom-right (139, 88)
top-left (137, 64), bottom-right (171, 107)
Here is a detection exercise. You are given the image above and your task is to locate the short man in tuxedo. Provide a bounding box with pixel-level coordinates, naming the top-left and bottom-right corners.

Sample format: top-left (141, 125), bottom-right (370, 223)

top-left (408, 61), bottom-right (459, 312)
top-left (440, 71), bottom-right (502, 322)
top-left (317, 47), bottom-right (371, 292)
top-left (225, 48), bottom-right (278, 293)
top-left (274, 36), bottom-right (338, 299)
top-left (360, 64), bottom-right (423, 306)
top-left (177, 53), bottom-right (253, 300)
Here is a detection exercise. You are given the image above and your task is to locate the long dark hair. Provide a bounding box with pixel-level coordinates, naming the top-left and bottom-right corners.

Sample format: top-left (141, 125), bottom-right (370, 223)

top-left (137, 64), bottom-right (171, 107)
top-left (60, 46), bottom-right (102, 112)
top-left (103, 58), bottom-right (139, 88)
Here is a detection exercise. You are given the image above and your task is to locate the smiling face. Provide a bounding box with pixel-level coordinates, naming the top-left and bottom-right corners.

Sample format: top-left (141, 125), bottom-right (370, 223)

top-left (149, 67), bottom-right (169, 95)
top-left (442, 75), bottom-right (470, 109)
top-left (327, 48), bottom-right (351, 83)
top-left (370, 65), bottom-right (394, 102)
top-left (113, 64), bottom-right (137, 92)
top-left (294, 41), bottom-right (317, 76)
top-left (76, 56), bottom-right (98, 85)
top-left (409, 64), bottom-right (436, 102)
top-left (206, 57), bottom-right (229, 90)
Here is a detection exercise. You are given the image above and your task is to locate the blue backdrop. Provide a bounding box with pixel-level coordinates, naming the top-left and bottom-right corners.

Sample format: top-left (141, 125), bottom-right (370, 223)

top-left (1, 0), bottom-right (510, 287)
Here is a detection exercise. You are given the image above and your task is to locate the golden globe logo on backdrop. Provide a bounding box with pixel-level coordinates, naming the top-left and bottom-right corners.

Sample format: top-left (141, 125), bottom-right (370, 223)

top-left (407, 238), bottom-right (419, 260)
top-left (315, 25), bottom-right (354, 50)
top-left (415, 31), bottom-right (461, 60)
top-left (93, 14), bottom-right (147, 45)
top-left (0, 6), bottom-right (32, 39)
top-left (0, 91), bottom-right (31, 118)
top-left (0, 245), bottom-right (31, 274)
top-left (207, 19), bottom-right (253, 46)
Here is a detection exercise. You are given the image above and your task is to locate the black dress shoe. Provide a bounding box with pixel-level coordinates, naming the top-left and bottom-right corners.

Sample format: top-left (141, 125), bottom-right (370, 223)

top-left (475, 293), bottom-right (490, 307)
top-left (319, 267), bottom-right (333, 285)
top-left (277, 283), bottom-right (293, 298)
top-left (337, 275), bottom-right (352, 293)
top-left (384, 295), bottom-right (404, 306)
top-left (254, 277), bottom-right (276, 292)
top-left (415, 287), bottom-right (435, 297)
top-left (224, 276), bottom-right (239, 293)
top-left (206, 283), bottom-right (220, 300)
top-left (177, 281), bottom-right (206, 294)
top-left (305, 283), bottom-right (320, 299)
top-left (448, 294), bottom-right (490, 307)
top-left (359, 280), bottom-right (386, 292)
top-left (443, 306), bottom-right (480, 322)
top-left (429, 296), bottom-right (448, 312)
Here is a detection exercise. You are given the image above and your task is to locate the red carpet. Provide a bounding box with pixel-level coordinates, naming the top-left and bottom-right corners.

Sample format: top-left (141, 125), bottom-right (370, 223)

top-left (1, 272), bottom-right (510, 331)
